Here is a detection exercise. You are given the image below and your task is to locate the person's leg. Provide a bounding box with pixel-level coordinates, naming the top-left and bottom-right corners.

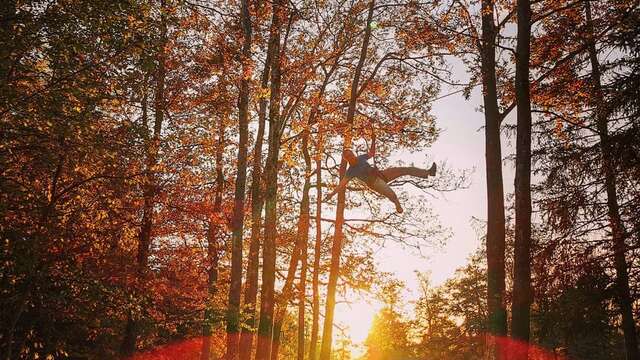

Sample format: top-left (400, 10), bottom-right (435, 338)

top-left (369, 178), bottom-right (403, 213)
top-left (381, 162), bottom-right (437, 182)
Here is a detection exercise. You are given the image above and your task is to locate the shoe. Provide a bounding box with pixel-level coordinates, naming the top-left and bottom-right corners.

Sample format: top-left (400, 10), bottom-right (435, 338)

top-left (428, 162), bottom-right (437, 176)
top-left (395, 203), bottom-right (404, 213)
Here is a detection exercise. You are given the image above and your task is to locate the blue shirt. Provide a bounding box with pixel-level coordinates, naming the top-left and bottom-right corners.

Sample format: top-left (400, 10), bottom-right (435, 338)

top-left (345, 154), bottom-right (375, 183)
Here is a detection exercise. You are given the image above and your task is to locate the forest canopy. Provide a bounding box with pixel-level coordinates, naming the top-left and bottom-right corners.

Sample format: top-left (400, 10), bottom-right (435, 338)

top-left (1, 0), bottom-right (639, 359)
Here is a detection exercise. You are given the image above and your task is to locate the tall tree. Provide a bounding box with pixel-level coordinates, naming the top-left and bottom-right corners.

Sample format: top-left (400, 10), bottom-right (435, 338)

top-left (270, 85), bottom-right (327, 359)
top-left (120, 1), bottom-right (168, 354)
top-left (256, 0), bottom-right (286, 357)
top-left (319, 1), bottom-right (375, 359)
top-left (298, 218), bottom-right (308, 360)
top-left (309, 125), bottom-right (324, 360)
top-left (584, 1), bottom-right (638, 359)
top-left (1, 0), bottom-right (219, 357)
top-left (511, 0), bottom-right (533, 355)
top-left (306, 62), bottom-right (339, 360)
top-left (269, 45), bottom-right (340, 360)
top-left (479, 0), bottom-right (508, 351)
top-left (269, 142), bottom-right (312, 360)
top-left (201, 118), bottom-right (227, 360)
top-left (225, 0), bottom-right (253, 358)
top-left (239, 10), bottom-right (275, 360)
top-left (529, 1), bottom-right (640, 357)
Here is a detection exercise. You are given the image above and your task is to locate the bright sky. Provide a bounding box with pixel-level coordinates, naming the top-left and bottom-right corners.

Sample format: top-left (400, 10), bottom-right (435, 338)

top-left (332, 62), bottom-right (518, 356)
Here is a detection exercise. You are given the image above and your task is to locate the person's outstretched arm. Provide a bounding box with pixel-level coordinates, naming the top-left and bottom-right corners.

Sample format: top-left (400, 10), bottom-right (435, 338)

top-left (367, 131), bottom-right (376, 158)
top-left (325, 176), bottom-right (351, 201)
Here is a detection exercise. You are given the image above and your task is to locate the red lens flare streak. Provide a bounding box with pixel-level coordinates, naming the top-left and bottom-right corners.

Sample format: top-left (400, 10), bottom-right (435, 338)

top-left (125, 334), bottom-right (566, 360)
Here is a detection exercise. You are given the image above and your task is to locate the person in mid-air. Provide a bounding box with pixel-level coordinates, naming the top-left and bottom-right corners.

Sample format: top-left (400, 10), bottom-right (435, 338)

top-left (325, 133), bottom-right (437, 213)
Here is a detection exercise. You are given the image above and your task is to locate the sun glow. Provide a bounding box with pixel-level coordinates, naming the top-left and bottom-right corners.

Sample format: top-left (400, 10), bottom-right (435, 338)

top-left (333, 298), bottom-right (381, 357)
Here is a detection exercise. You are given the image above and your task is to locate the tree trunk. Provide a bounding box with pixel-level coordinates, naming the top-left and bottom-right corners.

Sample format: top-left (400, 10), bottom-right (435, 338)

top-left (584, 2), bottom-right (639, 359)
top-left (120, 4), bottom-right (167, 355)
top-left (270, 144), bottom-right (312, 360)
top-left (201, 119), bottom-right (226, 360)
top-left (238, 9), bottom-right (276, 360)
top-left (298, 228), bottom-right (308, 360)
top-left (309, 99), bottom-right (333, 360)
top-left (255, 0), bottom-right (285, 357)
top-left (511, 0), bottom-right (532, 357)
top-left (480, 1), bottom-right (508, 355)
top-left (318, 2), bottom-right (375, 359)
top-left (309, 146), bottom-right (322, 360)
top-left (225, 0), bottom-right (252, 358)
top-left (269, 53), bottom-right (338, 360)
top-left (298, 132), bottom-right (312, 360)
top-left (270, 136), bottom-right (312, 360)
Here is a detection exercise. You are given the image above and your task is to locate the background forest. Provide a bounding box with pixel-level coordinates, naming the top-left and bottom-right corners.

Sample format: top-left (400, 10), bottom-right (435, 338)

top-left (1, 0), bottom-right (639, 359)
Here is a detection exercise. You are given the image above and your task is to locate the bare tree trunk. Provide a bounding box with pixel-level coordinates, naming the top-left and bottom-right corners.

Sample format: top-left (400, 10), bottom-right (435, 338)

top-left (511, 0), bottom-right (532, 357)
top-left (584, 2), bottom-right (638, 359)
top-left (238, 9), bottom-right (276, 360)
top-left (270, 154), bottom-right (311, 360)
top-left (480, 1), bottom-right (508, 356)
top-left (269, 53), bottom-right (338, 360)
top-left (120, 4), bottom-right (167, 355)
top-left (309, 145), bottom-right (322, 360)
top-left (319, 2), bottom-right (375, 359)
top-left (270, 334), bottom-right (283, 360)
top-left (255, 0), bottom-right (285, 357)
top-left (270, 137), bottom-right (312, 360)
top-left (226, 0), bottom-right (252, 358)
top-left (201, 120), bottom-right (226, 360)
top-left (297, 132), bottom-right (312, 360)
top-left (298, 232), bottom-right (308, 360)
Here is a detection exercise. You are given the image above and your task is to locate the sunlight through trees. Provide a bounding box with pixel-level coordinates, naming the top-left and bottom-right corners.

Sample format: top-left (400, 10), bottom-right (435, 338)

top-left (2, 0), bottom-right (639, 359)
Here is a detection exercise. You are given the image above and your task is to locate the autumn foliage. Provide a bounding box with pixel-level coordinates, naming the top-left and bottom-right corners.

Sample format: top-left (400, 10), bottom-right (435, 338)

top-left (2, 0), bottom-right (640, 360)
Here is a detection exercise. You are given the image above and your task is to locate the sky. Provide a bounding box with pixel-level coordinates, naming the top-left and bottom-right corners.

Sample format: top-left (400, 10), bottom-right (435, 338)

top-left (331, 65), bottom-right (518, 355)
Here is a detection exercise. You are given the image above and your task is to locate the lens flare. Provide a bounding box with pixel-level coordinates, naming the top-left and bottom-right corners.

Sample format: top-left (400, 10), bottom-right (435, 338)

top-left (489, 335), bottom-right (567, 360)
